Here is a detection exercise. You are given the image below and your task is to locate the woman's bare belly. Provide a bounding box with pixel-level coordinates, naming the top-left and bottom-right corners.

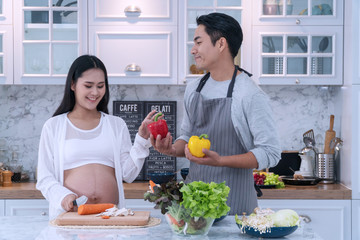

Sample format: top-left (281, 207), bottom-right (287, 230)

top-left (64, 164), bottom-right (119, 204)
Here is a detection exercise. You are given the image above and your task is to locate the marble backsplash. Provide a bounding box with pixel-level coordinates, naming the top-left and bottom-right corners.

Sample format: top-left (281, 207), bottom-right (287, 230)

top-left (0, 84), bottom-right (340, 179)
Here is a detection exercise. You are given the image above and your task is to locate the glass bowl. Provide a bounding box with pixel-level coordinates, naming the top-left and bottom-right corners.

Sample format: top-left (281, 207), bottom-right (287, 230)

top-left (165, 213), bottom-right (214, 236)
top-left (148, 172), bottom-right (175, 184)
top-left (236, 223), bottom-right (298, 238)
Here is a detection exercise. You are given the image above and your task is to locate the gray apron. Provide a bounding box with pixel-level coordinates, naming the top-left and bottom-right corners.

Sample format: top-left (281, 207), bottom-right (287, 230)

top-left (185, 66), bottom-right (258, 215)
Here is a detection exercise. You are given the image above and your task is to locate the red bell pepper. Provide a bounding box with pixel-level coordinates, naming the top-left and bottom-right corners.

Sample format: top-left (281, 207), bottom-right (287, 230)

top-left (147, 112), bottom-right (168, 139)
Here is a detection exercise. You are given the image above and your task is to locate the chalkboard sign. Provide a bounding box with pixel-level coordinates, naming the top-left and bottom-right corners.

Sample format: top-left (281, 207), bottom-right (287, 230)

top-left (113, 101), bottom-right (177, 181)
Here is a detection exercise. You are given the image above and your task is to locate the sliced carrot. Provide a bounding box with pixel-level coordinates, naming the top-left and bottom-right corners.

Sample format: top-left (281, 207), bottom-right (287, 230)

top-left (149, 180), bottom-right (157, 192)
top-left (167, 213), bottom-right (185, 227)
top-left (101, 215), bottom-right (110, 219)
top-left (78, 203), bottom-right (115, 215)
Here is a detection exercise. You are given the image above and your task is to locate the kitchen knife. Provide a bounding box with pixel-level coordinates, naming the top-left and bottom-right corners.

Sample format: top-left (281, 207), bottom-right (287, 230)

top-left (72, 195), bottom-right (88, 207)
top-left (324, 115), bottom-right (336, 154)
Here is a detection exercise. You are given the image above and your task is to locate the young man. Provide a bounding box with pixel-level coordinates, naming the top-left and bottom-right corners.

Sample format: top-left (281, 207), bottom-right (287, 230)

top-left (150, 13), bottom-right (281, 215)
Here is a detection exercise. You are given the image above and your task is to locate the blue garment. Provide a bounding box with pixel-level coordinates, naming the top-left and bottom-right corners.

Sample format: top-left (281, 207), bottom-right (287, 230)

top-left (177, 71), bottom-right (281, 170)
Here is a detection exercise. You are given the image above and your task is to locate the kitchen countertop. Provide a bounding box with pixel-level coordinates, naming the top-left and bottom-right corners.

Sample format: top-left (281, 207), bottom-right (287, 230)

top-left (0, 181), bottom-right (351, 199)
top-left (0, 211), bottom-right (324, 240)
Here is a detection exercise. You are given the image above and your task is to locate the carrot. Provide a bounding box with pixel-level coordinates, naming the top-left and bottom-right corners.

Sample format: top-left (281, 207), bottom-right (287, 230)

top-left (167, 213), bottom-right (185, 227)
top-left (149, 180), bottom-right (157, 192)
top-left (101, 215), bottom-right (110, 219)
top-left (77, 203), bottom-right (115, 215)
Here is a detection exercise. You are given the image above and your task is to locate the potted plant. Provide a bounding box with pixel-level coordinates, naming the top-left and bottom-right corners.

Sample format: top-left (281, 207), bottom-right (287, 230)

top-left (144, 180), bottom-right (230, 236)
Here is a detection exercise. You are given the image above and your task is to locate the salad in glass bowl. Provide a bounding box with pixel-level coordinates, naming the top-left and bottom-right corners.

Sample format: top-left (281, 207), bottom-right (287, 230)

top-left (235, 207), bottom-right (300, 238)
top-left (144, 180), bottom-right (230, 236)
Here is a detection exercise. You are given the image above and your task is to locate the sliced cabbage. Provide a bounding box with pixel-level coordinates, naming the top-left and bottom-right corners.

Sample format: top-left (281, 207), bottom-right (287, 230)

top-left (270, 209), bottom-right (300, 227)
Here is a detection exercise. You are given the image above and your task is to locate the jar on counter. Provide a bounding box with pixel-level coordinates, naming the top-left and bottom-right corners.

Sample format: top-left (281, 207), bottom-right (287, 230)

top-left (9, 147), bottom-right (22, 183)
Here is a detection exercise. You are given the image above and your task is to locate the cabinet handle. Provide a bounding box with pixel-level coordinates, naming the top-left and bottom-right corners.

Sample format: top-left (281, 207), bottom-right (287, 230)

top-left (296, 19), bottom-right (301, 25)
top-left (299, 214), bottom-right (311, 223)
top-left (295, 79), bottom-right (300, 84)
top-left (124, 6), bottom-right (141, 14)
top-left (41, 211), bottom-right (47, 216)
top-left (125, 64), bottom-right (141, 72)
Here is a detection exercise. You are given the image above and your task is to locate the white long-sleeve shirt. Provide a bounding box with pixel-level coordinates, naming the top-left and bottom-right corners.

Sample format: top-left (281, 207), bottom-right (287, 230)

top-left (36, 112), bottom-right (151, 220)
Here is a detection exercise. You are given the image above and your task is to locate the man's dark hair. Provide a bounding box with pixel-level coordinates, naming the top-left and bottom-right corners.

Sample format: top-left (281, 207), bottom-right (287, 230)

top-left (196, 12), bottom-right (243, 58)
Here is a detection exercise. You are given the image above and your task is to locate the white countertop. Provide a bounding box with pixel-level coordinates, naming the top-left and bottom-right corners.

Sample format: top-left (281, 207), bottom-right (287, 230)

top-left (0, 211), bottom-right (324, 240)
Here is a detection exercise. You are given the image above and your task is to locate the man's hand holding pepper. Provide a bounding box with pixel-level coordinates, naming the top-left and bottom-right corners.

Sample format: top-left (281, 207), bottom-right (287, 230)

top-left (185, 144), bottom-right (222, 166)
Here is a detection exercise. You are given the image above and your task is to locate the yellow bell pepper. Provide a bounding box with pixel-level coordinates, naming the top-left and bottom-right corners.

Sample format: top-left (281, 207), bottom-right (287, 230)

top-left (188, 134), bottom-right (211, 158)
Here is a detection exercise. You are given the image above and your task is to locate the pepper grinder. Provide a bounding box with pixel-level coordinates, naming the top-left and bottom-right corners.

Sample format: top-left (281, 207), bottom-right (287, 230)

top-left (9, 146), bottom-right (22, 183)
top-left (2, 170), bottom-right (13, 187)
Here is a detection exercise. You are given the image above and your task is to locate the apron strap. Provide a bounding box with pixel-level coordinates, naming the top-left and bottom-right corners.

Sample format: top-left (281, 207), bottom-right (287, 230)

top-left (196, 66), bottom-right (253, 97)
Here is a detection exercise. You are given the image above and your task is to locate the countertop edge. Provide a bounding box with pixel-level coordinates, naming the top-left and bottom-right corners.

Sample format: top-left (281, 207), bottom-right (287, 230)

top-left (0, 182), bottom-right (352, 200)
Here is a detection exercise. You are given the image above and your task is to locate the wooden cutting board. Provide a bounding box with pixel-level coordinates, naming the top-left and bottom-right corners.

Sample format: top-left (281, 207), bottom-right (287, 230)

top-left (55, 211), bottom-right (150, 226)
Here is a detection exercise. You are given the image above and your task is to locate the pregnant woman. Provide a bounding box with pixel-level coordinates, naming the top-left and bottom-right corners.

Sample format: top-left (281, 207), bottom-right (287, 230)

top-left (36, 55), bottom-right (156, 220)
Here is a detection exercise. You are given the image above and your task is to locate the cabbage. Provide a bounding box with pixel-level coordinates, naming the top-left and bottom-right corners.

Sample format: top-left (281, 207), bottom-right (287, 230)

top-left (270, 209), bottom-right (300, 227)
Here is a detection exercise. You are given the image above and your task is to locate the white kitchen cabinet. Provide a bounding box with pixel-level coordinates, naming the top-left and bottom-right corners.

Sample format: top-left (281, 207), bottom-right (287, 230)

top-left (352, 200), bottom-right (360, 240)
top-left (252, 25), bottom-right (343, 85)
top-left (89, 0), bottom-right (178, 85)
top-left (252, 0), bottom-right (343, 85)
top-left (89, 25), bottom-right (177, 85)
top-left (258, 199), bottom-right (351, 240)
top-left (0, 199), bottom-right (4, 216)
top-left (89, 0), bottom-right (177, 26)
top-left (253, 0), bottom-right (343, 26)
top-left (13, 0), bottom-right (88, 84)
top-left (178, 0), bottom-right (252, 85)
top-left (125, 199), bottom-right (158, 215)
top-left (5, 199), bottom-right (49, 216)
top-left (0, 0), bottom-right (12, 25)
top-left (0, 0), bottom-right (13, 84)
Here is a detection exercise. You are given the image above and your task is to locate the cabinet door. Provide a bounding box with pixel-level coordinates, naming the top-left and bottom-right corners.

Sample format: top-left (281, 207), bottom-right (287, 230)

top-left (253, 0), bottom-right (343, 26)
top-left (353, 200), bottom-right (360, 240)
top-left (0, 0), bottom-right (12, 25)
top-left (125, 199), bottom-right (158, 214)
top-left (89, 25), bottom-right (177, 85)
top-left (89, 0), bottom-right (177, 26)
top-left (178, 0), bottom-right (251, 85)
top-left (0, 199), bottom-right (4, 216)
top-left (0, 25), bottom-right (13, 84)
top-left (13, 0), bottom-right (87, 84)
top-left (258, 199), bottom-right (351, 240)
top-left (5, 199), bottom-right (49, 216)
top-left (252, 26), bottom-right (343, 85)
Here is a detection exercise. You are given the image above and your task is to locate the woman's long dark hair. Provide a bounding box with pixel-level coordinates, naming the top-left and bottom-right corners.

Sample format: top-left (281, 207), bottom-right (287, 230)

top-left (53, 55), bottom-right (110, 117)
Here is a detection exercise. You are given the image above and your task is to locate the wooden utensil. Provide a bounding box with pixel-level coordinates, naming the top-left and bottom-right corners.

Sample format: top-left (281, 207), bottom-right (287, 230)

top-left (324, 115), bottom-right (335, 154)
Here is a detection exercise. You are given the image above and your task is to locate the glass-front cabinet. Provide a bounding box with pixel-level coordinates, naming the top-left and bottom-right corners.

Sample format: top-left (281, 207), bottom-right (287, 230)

top-left (13, 0), bottom-right (87, 84)
top-left (252, 0), bottom-right (343, 85)
top-left (253, 26), bottom-right (343, 85)
top-left (254, 0), bottom-right (343, 26)
top-left (0, 0), bottom-right (13, 84)
top-left (179, 0), bottom-right (252, 84)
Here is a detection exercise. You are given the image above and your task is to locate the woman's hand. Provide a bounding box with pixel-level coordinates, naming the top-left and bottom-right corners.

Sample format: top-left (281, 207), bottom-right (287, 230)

top-left (150, 132), bottom-right (177, 156)
top-left (61, 194), bottom-right (77, 212)
top-left (138, 110), bottom-right (158, 139)
top-left (184, 144), bottom-right (222, 166)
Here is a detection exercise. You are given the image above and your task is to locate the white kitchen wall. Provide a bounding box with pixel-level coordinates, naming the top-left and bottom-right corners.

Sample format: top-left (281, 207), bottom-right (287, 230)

top-left (0, 84), bottom-right (340, 179)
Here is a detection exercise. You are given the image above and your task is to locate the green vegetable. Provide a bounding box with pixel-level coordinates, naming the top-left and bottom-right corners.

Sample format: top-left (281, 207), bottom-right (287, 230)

top-left (180, 181), bottom-right (230, 219)
top-left (270, 209), bottom-right (300, 227)
top-left (264, 173), bottom-right (285, 188)
top-left (143, 181), bottom-right (184, 214)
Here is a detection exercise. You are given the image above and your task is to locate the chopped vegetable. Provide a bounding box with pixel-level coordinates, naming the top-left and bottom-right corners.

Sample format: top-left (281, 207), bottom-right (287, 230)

top-left (101, 215), bottom-right (110, 219)
top-left (147, 112), bottom-right (169, 139)
top-left (77, 203), bottom-right (115, 215)
top-left (188, 134), bottom-right (211, 158)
